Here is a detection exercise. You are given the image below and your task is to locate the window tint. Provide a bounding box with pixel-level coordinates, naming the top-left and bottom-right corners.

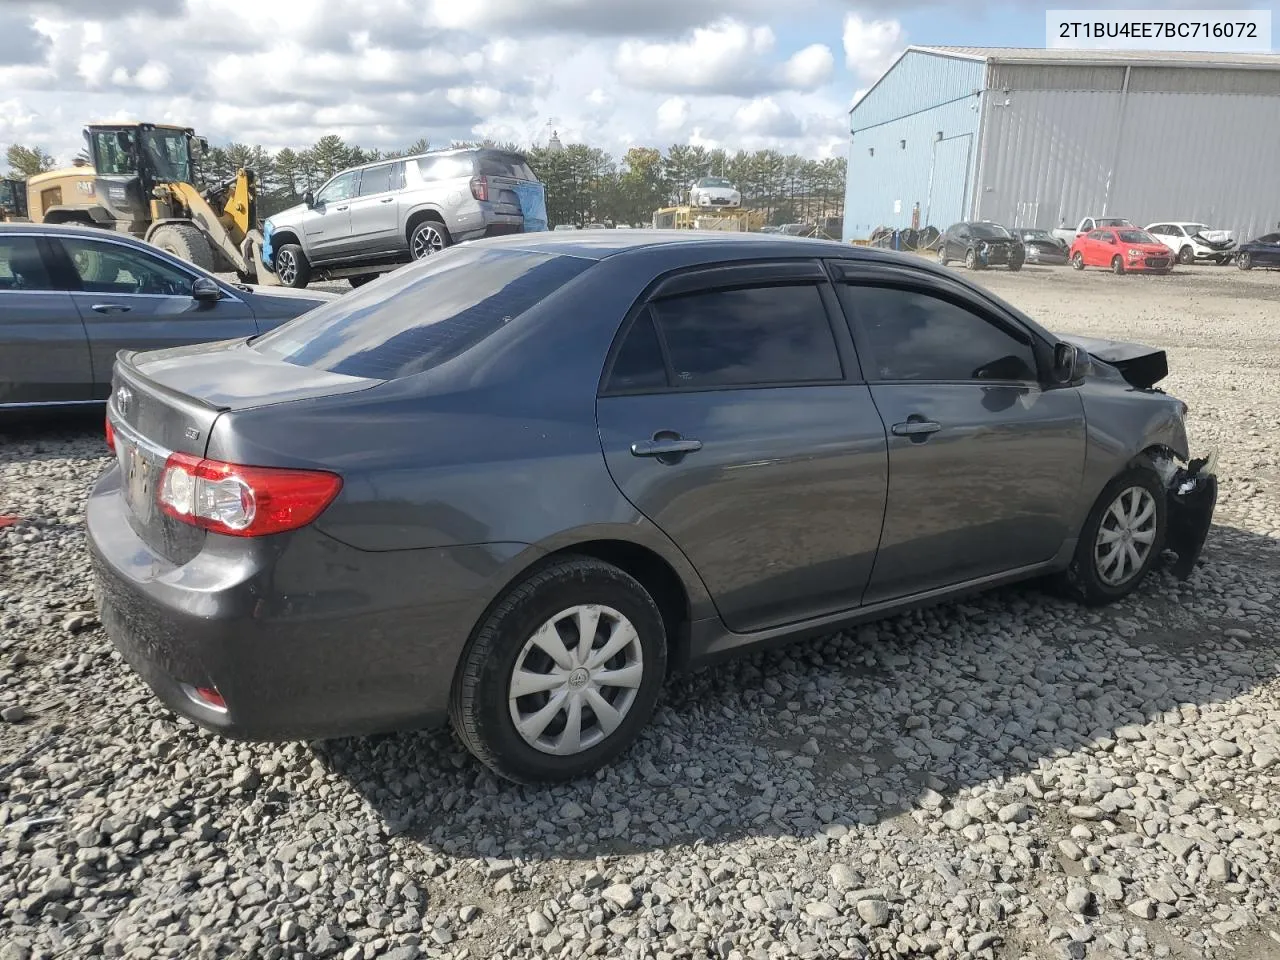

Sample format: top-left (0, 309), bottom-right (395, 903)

top-left (358, 164), bottom-right (394, 196)
top-left (649, 285), bottom-right (841, 388)
top-left (970, 222), bottom-right (1010, 239)
top-left (317, 172), bottom-right (357, 204)
top-left (251, 247), bottom-right (592, 380)
top-left (60, 238), bottom-right (194, 296)
top-left (606, 313), bottom-right (668, 391)
top-left (838, 285), bottom-right (1037, 383)
top-left (475, 152), bottom-right (537, 181)
top-left (0, 238), bottom-right (54, 291)
top-left (417, 154), bottom-right (476, 181)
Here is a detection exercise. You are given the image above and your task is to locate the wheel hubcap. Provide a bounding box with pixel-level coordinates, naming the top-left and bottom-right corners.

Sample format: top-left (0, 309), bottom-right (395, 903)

top-left (1094, 486), bottom-right (1158, 586)
top-left (412, 225), bottom-right (444, 259)
top-left (508, 604), bottom-right (644, 756)
top-left (278, 251), bottom-right (296, 284)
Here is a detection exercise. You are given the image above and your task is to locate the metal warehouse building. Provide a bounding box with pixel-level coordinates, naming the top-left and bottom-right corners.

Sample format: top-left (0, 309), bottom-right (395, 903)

top-left (842, 46), bottom-right (1280, 243)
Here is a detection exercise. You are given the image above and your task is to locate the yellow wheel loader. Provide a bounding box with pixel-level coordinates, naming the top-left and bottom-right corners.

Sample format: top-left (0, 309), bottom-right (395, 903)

top-left (23, 122), bottom-right (276, 283)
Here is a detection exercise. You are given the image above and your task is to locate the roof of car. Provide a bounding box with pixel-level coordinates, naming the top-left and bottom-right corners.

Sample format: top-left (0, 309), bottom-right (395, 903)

top-left (0, 222), bottom-right (154, 243)
top-left (471, 229), bottom-right (875, 261)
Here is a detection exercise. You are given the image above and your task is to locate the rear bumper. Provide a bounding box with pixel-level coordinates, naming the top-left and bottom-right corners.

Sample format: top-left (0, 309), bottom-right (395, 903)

top-left (455, 212), bottom-right (525, 242)
top-left (87, 464), bottom-right (522, 741)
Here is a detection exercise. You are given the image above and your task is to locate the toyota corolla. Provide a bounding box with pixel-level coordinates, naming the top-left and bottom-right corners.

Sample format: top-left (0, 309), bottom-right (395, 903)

top-left (89, 231), bottom-right (1217, 783)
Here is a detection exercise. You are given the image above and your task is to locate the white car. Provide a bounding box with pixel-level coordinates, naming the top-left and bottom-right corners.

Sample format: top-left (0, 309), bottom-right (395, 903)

top-left (1146, 222), bottom-right (1236, 265)
top-left (689, 176), bottom-right (741, 209)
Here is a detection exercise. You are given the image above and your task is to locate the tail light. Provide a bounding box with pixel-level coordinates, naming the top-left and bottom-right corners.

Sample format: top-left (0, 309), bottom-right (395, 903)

top-left (469, 175), bottom-right (488, 202)
top-left (105, 415), bottom-right (116, 452)
top-left (157, 452), bottom-right (342, 537)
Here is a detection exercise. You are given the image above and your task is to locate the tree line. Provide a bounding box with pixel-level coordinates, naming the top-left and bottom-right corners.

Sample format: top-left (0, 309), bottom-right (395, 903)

top-left (6, 136), bottom-right (847, 229)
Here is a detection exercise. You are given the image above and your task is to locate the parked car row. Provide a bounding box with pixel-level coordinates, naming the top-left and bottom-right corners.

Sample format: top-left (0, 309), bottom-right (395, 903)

top-left (938, 217), bottom-right (1280, 276)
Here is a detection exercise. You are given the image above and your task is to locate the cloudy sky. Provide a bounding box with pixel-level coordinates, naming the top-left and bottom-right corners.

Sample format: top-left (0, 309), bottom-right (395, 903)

top-left (2, 0), bottom-right (1273, 167)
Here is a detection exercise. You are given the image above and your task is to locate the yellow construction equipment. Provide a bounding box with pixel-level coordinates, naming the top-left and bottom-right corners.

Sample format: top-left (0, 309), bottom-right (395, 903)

top-left (18, 122), bottom-right (274, 282)
top-left (651, 205), bottom-right (752, 232)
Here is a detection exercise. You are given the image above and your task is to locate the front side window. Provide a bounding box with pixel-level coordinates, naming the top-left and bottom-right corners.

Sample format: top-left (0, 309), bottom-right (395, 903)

top-left (648, 284), bottom-right (842, 388)
top-left (141, 130), bottom-right (191, 182)
top-left (60, 238), bottom-right (194, 296)
top-left (316, 172), bottom-right (357, 205)
top-left (838, 284), bottom-right (1037, 383)
top-left (90, 129), bottom-right (138, 176)
top-left (251, 247), bottom-right (593, 380)
top-left (0, 238), bottom-right (54, 291)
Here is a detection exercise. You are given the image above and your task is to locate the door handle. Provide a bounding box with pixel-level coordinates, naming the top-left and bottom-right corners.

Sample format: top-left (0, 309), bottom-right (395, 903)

top-left (91, 304), bottom-right (132, 314)
top-left (891, 419), bottom-right (941, 437)
top-left (379, 197), bottom-right (394, 203)
top-left (335, 205), bottom-right (349, 212)
top-left (630, 437), bottom-right (703, 457)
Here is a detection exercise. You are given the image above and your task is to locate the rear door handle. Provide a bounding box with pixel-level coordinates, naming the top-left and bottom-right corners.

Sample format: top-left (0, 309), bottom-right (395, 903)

top-left (379, 197), bottom-right (394, 203)
top-left (335, 205), bottom-right (349, 212)
top-left (891, 419), bottom-right (941, 437)
top-left (630, 438), bottom-right (703, 457)
top-left (91, 304), bottom-right (131, 314)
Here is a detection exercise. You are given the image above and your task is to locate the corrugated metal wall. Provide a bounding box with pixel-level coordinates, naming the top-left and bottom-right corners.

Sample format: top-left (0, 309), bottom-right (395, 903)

top-left (975, 64), bottom-right (1280, 242)
top-left (843, 52), bottom-right (984, 241)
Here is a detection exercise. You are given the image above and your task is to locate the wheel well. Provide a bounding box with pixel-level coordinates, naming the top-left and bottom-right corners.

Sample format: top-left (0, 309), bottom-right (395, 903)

top-left (270, 230), bottom-right (301, 249)
top-left (545, 540), bottom-right (692, 671)
top-left (405, 209), bottom-right (445, 242)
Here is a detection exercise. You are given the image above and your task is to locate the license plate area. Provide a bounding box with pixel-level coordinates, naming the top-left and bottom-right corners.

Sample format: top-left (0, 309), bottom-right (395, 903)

top-left (114, 421), bottom-right (169, 524)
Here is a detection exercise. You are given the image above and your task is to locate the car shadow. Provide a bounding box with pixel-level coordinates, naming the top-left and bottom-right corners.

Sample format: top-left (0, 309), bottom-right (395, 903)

top-left (315, 521), bottom-right (1279, 863)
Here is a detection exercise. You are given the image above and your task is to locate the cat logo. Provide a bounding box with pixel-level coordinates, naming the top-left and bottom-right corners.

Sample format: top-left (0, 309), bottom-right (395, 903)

top-left (77, 181), bottom-right (94, 195)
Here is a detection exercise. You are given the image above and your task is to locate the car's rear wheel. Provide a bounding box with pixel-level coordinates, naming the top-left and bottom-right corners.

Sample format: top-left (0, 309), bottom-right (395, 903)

top-left (1238, 252), bottom-right (1253, 271)
top-left (1071, 252), bottom-right (1085, 270)
top-left (274, 244), bottom-right (311, 289)
top-left (410, 220), bottom-right (450, 260)
top-left (1111, 255), bottom-right (1125, 275)
top-left (1057, 467), bottom-right (1167, 606)
top-left (1178, 245), bottom-right (1195, 265)
top-left (450, 556), bottom-right (667, 783)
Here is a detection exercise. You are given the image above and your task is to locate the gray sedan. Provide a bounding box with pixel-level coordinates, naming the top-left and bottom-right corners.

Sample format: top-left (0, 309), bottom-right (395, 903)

top-left (88, 231), bottom-right (1217, 784)
top-left (0, 223), bottom-right (335, 407)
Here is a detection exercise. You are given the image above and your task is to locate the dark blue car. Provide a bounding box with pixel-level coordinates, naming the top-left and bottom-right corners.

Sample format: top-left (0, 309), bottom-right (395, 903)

top-left (1235, 232), bottom-right (1280, 270)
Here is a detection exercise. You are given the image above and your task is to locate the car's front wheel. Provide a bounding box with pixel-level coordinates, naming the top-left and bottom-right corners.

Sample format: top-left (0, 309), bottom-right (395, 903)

top-left (1111, 255), bottom-right (1125, 275)
top-left (1238, 252), bottom-right (1253, 271)
top-left (274, 244), bottom-right (311, 289)
top-left (1071, 252), bottom-right (1086, 270)
top-left (1057, 467), bottom-right (1167, 606)
top-left (450, 556), bottom-right (667, 783)
top-left (965, 248), bottom-right (981, 270)
top-left (1178, 245), bottom-right (1195, 265)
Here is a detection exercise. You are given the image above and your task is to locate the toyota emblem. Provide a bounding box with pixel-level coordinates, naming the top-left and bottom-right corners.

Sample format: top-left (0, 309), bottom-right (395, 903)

top-left (115, 385), bottom-right (133, 415)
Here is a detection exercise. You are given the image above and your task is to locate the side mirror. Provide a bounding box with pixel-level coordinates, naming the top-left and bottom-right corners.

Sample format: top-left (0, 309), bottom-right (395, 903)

top-left (191, 277), bottom-right (222, 302)
top-left (303, 190), bottom-right (315, 207)
top-left (1053, 342), bottom-right (1086, 384)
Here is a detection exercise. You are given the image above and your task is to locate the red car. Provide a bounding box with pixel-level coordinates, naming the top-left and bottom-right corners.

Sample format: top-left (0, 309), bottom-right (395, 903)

top-left (1070, 227), bottom-right (1174, 274)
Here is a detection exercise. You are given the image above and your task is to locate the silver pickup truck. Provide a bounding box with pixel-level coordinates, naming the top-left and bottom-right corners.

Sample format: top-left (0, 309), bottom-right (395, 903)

top-left (262, 147), bottom-right (547, 289)
top-left (1051, 216), bottom-right (1135, 247)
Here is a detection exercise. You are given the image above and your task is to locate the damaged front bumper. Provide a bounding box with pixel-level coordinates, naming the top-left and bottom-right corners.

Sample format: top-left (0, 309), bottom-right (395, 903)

top-left (1157, 451), bottom-right (1219, 579)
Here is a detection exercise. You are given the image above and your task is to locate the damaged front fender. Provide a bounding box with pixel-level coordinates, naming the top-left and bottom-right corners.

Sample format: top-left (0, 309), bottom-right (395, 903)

top-left (1154, 452), bottom-right (1219, 579)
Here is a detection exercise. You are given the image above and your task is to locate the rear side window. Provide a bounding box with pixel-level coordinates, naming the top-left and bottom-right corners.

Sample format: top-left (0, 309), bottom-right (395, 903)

top-left (251, 248), bottom-right (592, 380)
top-left (606, 314), bottom-right (668, 391)
top-left (648, 285), bottom-right (842, 388)
top-left (475, 152), bottom-right (537, 181)
top-left (416, 154), bottom-right (475, 182)
top-left (0, 237), bottom-right (54, 291)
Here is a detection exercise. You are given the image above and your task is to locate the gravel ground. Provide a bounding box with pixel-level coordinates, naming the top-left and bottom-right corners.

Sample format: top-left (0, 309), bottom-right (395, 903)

top-left (2, 264), bottom-right (1279, 960)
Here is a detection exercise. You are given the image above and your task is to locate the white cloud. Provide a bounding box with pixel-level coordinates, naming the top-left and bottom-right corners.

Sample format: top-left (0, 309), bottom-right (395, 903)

top-left (842, 14), bottom-right (905, 83)
top-left (616, 19), bottom-right (776, 93)
top-left (783, 44), bottom-right (835, 90)
top-left (734, 98), bottom-right (803, 138)
top-left (656, 97), bottom-right (690, 133)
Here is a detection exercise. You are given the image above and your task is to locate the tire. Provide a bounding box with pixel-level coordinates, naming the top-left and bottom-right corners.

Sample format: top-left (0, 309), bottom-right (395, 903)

top-left (349, 274), bottom-right (378, 288)
top-left (1056, 467), bottom-right (1167, 607)
top-left (964, 248), bottom-right (981, 270)
top-left (410, 219), bottom-right (451, 260)
top-left (450, 556), bottom-right (668, 784)
top-left (1071, 252), bottom-right (1085, 271)
top-left (1111, 256), bottom-right (1125, 275)
top-left (149, 223), bottom-right (215, 272)
top-left (937, 248), bottom-right (948, 266)
top-left (1238, 252), bottom-right (1253, 271)
top-left (1177, 245), bottom-right (1195, 265)
top-left (273, 243), bottom-right (311, 289)
top-left (1008, 260), bottom-right (1023, 272)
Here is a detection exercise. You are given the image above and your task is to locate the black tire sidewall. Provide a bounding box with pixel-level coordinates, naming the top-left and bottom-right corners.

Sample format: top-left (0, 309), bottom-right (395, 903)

top-left (1239, 253), bottom-right (1251, 271)
top-left (1067, 468), bottom-right (1167, 605)
top-left (965, 248), bottom-right (978, 269)
top-left (1112, 256), bottom-right (1124, 275)
top-left (1072, 252), bottom-right (1085, 270)
top-left (453, 560), bottom-right (667, 783)
top-left (275, 244), bottom-right (310, 288)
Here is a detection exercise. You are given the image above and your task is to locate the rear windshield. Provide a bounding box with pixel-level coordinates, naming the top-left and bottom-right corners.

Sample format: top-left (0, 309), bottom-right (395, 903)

top-left (251, 247), bottom-right (591, 380)
top-left (475, 152), bottom-right (538, 181)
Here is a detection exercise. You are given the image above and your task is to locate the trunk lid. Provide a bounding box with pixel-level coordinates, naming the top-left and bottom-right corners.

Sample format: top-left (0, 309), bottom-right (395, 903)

top-left (108, 339), bottom-right (379, 563)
